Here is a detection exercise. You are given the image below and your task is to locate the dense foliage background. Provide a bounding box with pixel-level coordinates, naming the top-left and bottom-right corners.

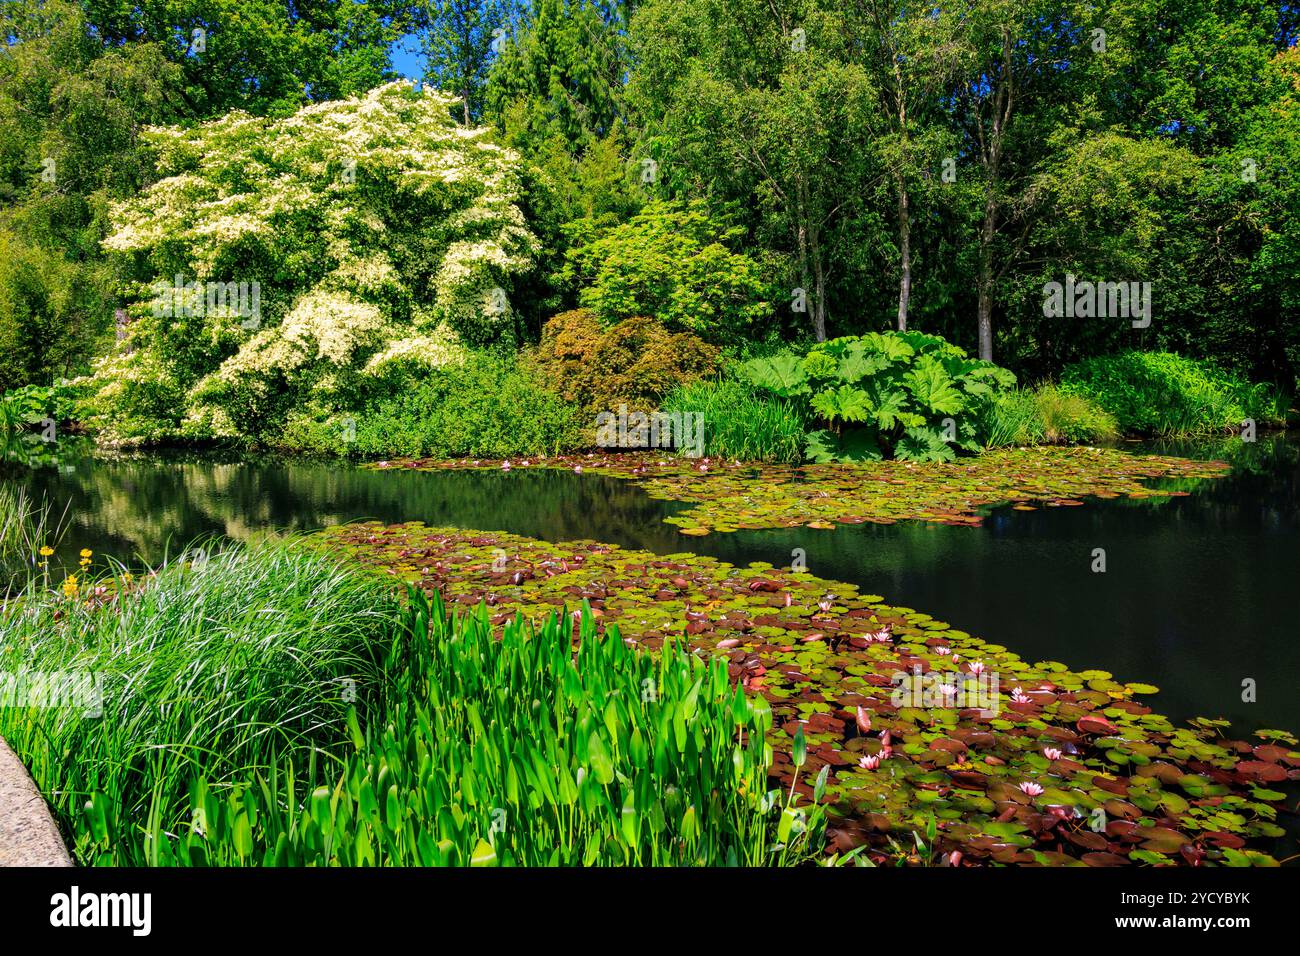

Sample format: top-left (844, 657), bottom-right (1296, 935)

top-left (1, 0), bottom-right (1296, 452)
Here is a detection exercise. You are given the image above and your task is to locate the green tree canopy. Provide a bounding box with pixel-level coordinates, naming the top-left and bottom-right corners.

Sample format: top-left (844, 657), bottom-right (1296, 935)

top-left (562, 199), bottom-right (772, 344)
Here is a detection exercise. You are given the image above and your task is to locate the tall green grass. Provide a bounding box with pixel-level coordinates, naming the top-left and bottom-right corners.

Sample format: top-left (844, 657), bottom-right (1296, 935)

top-left (982, 385), bottom-right (1119, 447)
top-left (0, 483), bottom-right (67, 594)
top-left (140, 591), bottom-right (830, 866)
top-left (0, 541), bottom-right (399, 864)
top-left (663, 378), bottom-right (809, 463)
top-left (2, 543), bottom-right (830, 866)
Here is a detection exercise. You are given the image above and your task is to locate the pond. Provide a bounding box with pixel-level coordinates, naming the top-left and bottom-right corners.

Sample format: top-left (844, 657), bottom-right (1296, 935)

top-left (7, 433), bottom-right (1298, 736)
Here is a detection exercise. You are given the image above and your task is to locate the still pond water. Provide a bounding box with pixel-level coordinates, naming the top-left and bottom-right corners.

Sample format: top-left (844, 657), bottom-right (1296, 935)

top-left (9, 435), bottom-right (1298, 736)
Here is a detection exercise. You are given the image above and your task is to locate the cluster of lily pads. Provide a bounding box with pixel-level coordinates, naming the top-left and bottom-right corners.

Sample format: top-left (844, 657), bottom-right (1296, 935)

top-left (317, 520), bottom-right (1296, 866)
top-left (366, 447), bottom-right (1229, 535)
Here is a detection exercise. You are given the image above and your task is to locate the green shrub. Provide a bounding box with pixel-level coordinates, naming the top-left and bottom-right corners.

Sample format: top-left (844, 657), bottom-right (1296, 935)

top-left (2, 379), bottom-right (95, 428)
top-left (738, 331), bottom-right (1016, 463)
top-left (662, 378), bottom-right (808, 463)
top-left (0, 541), bottom-right (400, 865)
top-left (280, 351), bottom-right (585, 459)
top-left (983, 385), bottom-right (1119, 447)
top-left (0, 229), bottom-right (111, 395)
top-left (0, 384), bottom-right (51, 438)
top-left (562, 200), bottom-right (772, 345)
top-left (529, 309), bottom-right (719, 414)
top-left (73, 350), bottom-right (190, 446)
top-left (1033, 385), bottom-right (1120, 443)
top-left (1060, 351), bottom-right (1286, 436)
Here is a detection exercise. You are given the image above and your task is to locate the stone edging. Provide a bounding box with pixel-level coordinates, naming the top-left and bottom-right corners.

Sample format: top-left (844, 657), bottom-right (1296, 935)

top-left (0, 736), bottom-right (72, 867)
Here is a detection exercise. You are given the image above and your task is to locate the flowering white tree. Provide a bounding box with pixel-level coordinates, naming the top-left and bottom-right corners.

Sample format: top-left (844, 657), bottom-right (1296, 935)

top-left (91, 81), bottom-right (535, 441)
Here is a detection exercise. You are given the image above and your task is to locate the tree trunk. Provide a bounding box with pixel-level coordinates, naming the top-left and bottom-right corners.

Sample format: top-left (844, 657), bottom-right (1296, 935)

top-left (896, 180), bottom-right (911, 332)
top-left (792, 177), bottom-right (827, 342)
top-left (812, 251), bottom-right (827, 342)
top-left (797, 176), bottom-right (827, 341)
top-left (977, 278), bottom-right (994, 362)
top-left (794, 220), bottom-right (813, 340)
top-left (892, 58), bottom-right (911, 334)
top-left (974, 29), bottom-right (1015, 364)
top-left (977, 192), bottom-right (996, 362)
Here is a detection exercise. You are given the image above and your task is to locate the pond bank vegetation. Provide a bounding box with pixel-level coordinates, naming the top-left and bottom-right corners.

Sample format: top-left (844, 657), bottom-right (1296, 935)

top-left (2, 509), bottom-right (1294, 866)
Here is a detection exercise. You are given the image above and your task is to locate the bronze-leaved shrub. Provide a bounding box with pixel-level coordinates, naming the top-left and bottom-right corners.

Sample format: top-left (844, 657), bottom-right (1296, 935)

top-left (529, 309), bottom-right (719, 413)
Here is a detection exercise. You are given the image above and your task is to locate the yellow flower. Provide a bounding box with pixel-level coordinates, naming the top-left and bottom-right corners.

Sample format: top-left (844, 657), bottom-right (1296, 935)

top-left (80, 548), bottom-right (93, 558)
top-left (39, 546), bottom-right (54, 557)
top-left (61, 575), bottom-right (80, 599)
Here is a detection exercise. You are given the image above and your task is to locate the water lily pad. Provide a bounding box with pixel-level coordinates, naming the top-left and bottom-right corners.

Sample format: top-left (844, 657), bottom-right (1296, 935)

top-left (313, 519), bottom-right (1289, 868)
top-left (361, 447), bottom-right (1229, 536)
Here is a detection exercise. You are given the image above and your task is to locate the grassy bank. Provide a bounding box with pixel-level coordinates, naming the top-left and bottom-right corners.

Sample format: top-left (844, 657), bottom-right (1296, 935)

top-left (0, 540), bottom-right (827, 866)
top-left (982, 385), bottom-right (1120, 447)
top-left (0, 542), bottom-right (399, 864)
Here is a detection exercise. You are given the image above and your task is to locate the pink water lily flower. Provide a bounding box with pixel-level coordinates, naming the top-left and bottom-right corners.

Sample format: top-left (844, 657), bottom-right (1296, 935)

top-left (935, 646), bottom-right (951, 656)
top-left (574, 465), bottom-right (583, 473)
top-left (818, 596), bottom-right (833, 612)
top-left (501, 461), bottom-right (512, 471)
top-left (858, 754), bottom-right (881, 770)
top-left (969, 660), bottom-right (986, 676)
top-left (1011, 687), bottom-right (1031, 703)
top-left (1018, 781), bottom-right (1044, 797)
top-left (1044, 747), bottom-right (1063, 761)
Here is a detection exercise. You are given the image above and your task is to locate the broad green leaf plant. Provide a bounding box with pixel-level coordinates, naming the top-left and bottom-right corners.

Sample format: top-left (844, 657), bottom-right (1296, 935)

top-left (739, 331), bottom-right (1016, 463)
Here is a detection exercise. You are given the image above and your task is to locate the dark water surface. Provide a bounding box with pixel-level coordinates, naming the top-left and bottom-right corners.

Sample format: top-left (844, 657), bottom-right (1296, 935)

top-left (9, 435), bottom-right (1298, 735)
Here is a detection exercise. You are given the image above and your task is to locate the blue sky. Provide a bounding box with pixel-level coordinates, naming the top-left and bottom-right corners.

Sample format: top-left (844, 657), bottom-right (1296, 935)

top-left (388, 36), bottom-right (422, 79)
